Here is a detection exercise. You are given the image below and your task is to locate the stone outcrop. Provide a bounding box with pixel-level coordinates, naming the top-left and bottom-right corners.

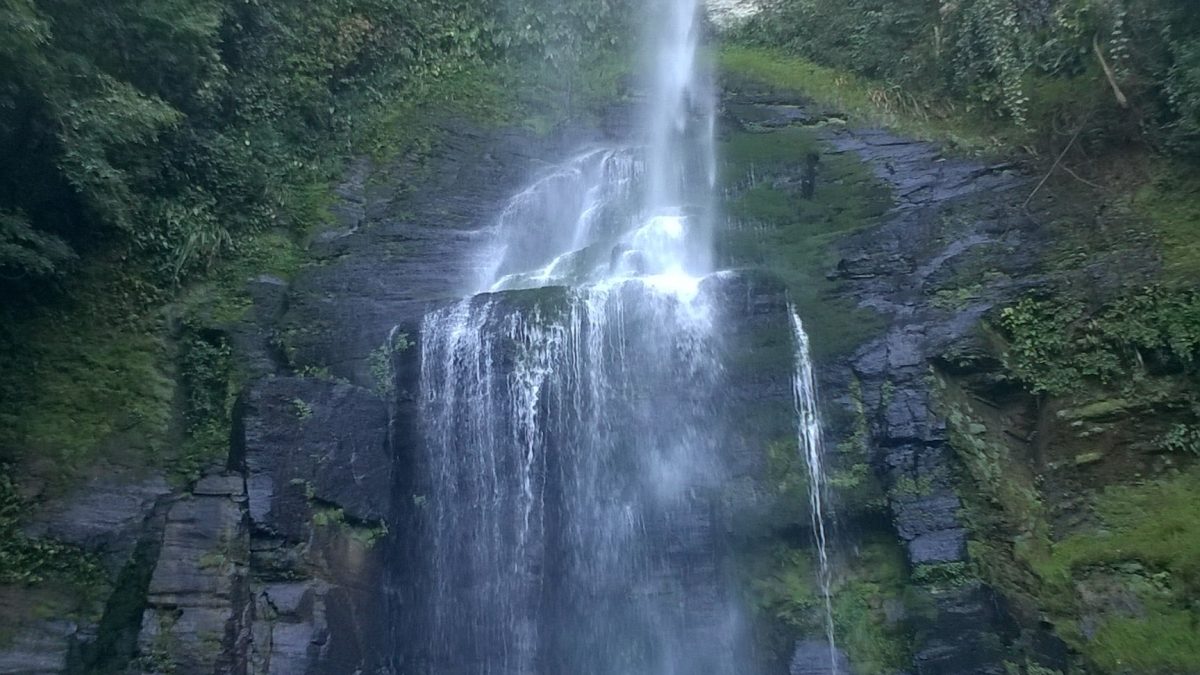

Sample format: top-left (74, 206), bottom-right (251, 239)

top-left (138, 474), bottom-right (250, 674)
top-left (720, 87), bottom-right (1080, 673)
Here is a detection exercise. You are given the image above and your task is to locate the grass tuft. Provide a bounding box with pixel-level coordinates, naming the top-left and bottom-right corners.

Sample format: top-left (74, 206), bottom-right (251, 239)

top-left (719, 45), bottom-right (1013, 154)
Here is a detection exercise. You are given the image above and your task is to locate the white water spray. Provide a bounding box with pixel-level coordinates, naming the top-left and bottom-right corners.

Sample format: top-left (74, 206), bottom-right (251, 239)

top-left (410, 1), bottom-right (754, 673)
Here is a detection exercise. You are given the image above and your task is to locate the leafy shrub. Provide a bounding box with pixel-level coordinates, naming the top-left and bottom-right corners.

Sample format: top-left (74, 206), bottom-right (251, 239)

top-left (0, 470), bottom-right (104, 585)
top-left (997, 288), bottom-right (1200, 395)
top-left (0, 0), bottom-right (634, 295)
top-left (731, 0), bottom-right (1200, 155)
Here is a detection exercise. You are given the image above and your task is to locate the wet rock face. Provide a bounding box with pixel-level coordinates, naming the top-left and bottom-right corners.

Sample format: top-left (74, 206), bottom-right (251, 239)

top-left (102, 118), bottom-right (608, 674)
top-left (237, 377), bottom-right (391, 541)
top-left (835, 135), bottom-right (1029, 674)
top-left (277, 121), bottom-right (624, 387)
top-left (721, 93), bottom-right (1062, 673)
top-left (790, 640), bottom-right (855, 675)
top-left (138, 475), bottom-right (250, 674)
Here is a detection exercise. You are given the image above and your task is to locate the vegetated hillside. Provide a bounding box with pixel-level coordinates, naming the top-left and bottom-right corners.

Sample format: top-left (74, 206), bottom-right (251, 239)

top-left (720, 2), bottom-right (1200, 673)
top-left (733, 0), bottom-right (1199, 158)
top-left (0, 0), bottom-right (634, 293)
top-left (0, 0), bottom-right (636, 486)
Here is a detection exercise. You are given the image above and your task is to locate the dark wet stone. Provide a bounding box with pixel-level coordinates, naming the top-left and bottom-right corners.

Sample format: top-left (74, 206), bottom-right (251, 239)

top-left (892, 493), bottom-right (963, 541)
top-left (26, 474), bottom-right (170, 572)
top-left (236, 377), bottom-right (390, 540)
top-left (882, 387), bottom-right (933, 443)
top-left (908, 527), bottom-right (968, 565)
top-left (138, 472), bottom-right (250, 675)
top-left (790, 640), bottom-right (855, 675)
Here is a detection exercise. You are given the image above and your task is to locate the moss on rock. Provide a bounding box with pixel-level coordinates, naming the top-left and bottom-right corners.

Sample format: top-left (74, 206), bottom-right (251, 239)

top-left (717, 125), bottom-right (889, 359)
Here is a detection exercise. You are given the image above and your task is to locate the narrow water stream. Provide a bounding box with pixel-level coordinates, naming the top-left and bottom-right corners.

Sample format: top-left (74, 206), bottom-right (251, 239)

top-left (790, 309), bottom-right (840, 674)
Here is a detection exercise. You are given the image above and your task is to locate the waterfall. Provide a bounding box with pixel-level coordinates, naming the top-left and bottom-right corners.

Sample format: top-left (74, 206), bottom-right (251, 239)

top-left (407, 0), bottom-right (756, 672)
top-left (789, 309), bottom-right (839, 674)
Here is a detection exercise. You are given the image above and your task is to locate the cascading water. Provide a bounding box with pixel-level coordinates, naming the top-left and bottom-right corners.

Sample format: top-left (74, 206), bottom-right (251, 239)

top-left (407, 1), bottom-right (750, 672)
top-left (790, 309), bottom-right (840, 675)
top-left (403, 0), bottom-right (837, 672)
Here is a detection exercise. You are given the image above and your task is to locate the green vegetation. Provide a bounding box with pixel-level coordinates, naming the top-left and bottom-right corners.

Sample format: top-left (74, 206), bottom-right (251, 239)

top-left (0, 228), bottom-right (306, 489)
top-left (830, 540), bottom-right (913, 674)
top-left (367, 331), bottom-right (412, 397)
top-left (997, 288), bottom-right (1200, 397)
top-left (312, 504), bottom-right (390, 549)
top-left (753, 536), bottom-right (913, 674)
top-left (0, 267), bottom-right (174, 485)
top-left (827, 379), bottom-right (887, 516)
top-left (1132, 163), bottom-right (1200, 282)
top-left (725, 0), bottom-right (1200, 159)
top-left (177, 330), bottom-right (234, 483)
top-left (942, 388), bottom-right (1049, 558)
top-left (0, 0), bottom-right (636, 289)
top-left (765, 438), bottom-right (809, 511)
top-left (0, 471), bottom-right (105, 589)
top-left (1088, 611), bottom-right (1200, 674)
top-left (718, 125), bottom-right (889, 358)
top-left (1029, 468), bottom-right (1200, 673)
top-left (910, 561), bottom-right (973, 588)
top-left (291, 398), bottom-right (314, 422)
top-left (754, 546), bottom-right (823, 635)
top-left (720, 45), bottom-right (1009, 152)
top-left (1036, 469), bottom-right (1200, 591)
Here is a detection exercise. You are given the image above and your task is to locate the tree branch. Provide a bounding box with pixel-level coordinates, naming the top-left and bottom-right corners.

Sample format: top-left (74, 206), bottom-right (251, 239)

top-left (1093, 33), bottom-right (1129, 109)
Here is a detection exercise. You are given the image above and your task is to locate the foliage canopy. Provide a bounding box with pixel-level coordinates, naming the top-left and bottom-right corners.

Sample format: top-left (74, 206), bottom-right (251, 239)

top-left (731, 0), bottom-right (1200, 155)
top-left (0, 0), bottom-right (632, 290)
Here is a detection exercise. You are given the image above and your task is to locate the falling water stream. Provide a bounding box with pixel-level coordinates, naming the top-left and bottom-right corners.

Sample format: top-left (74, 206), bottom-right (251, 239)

top-left (790, 310), bottom-right (840, 674)
top-left (407, 0), bottom-right (838, 672)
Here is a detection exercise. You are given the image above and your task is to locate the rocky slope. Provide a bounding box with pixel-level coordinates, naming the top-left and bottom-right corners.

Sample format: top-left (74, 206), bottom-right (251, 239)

top-left (720, 62), bottom-right (1196, 675)
top-left (0, 113), bottom-right (631, 673)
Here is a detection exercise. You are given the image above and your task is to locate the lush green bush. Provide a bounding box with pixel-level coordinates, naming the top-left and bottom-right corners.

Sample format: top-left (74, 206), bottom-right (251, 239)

top-left (0, 0), bottom-right (632, 293)
top-left (997, 288), bottom-right (1200, 396)
top-left (1, 470), bottom-right (104, 585)
top-left (731, 0), bottom-right (1200, 154)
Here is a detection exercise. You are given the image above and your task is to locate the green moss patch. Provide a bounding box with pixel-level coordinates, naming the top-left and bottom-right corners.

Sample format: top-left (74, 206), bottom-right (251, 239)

top-left (1029, 468), bottom-right (1200, 674)
top-left (719, 46), bottom-right (1012, 155)
top-left (1036, 468), bottom-right (1200, 591)
top-left (750, 534), bottom-right (914, 675)
top-left (718, 126), bottom-right (889, 359)
top-left (0, 268), bottom-right (175, 487)
top-left (1133, 162), bottom-right (1200, 284)
top-left (1088, 610), bottom-right (1200, 674)
top-left (359, 51), bottom-right (633, 165)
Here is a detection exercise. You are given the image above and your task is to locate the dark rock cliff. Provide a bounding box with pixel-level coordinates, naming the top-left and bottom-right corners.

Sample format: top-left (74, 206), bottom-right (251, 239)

top-left (0, 116), bottom-right (631, 674)
top-left (717, 90), bottom-right (1019, 673)
top-left (718, 72), bottom-right (1182, 674)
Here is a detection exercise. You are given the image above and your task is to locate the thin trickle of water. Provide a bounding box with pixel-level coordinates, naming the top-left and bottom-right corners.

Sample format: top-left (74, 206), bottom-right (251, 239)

top-left (789, 308), bottom-right (839, 675)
